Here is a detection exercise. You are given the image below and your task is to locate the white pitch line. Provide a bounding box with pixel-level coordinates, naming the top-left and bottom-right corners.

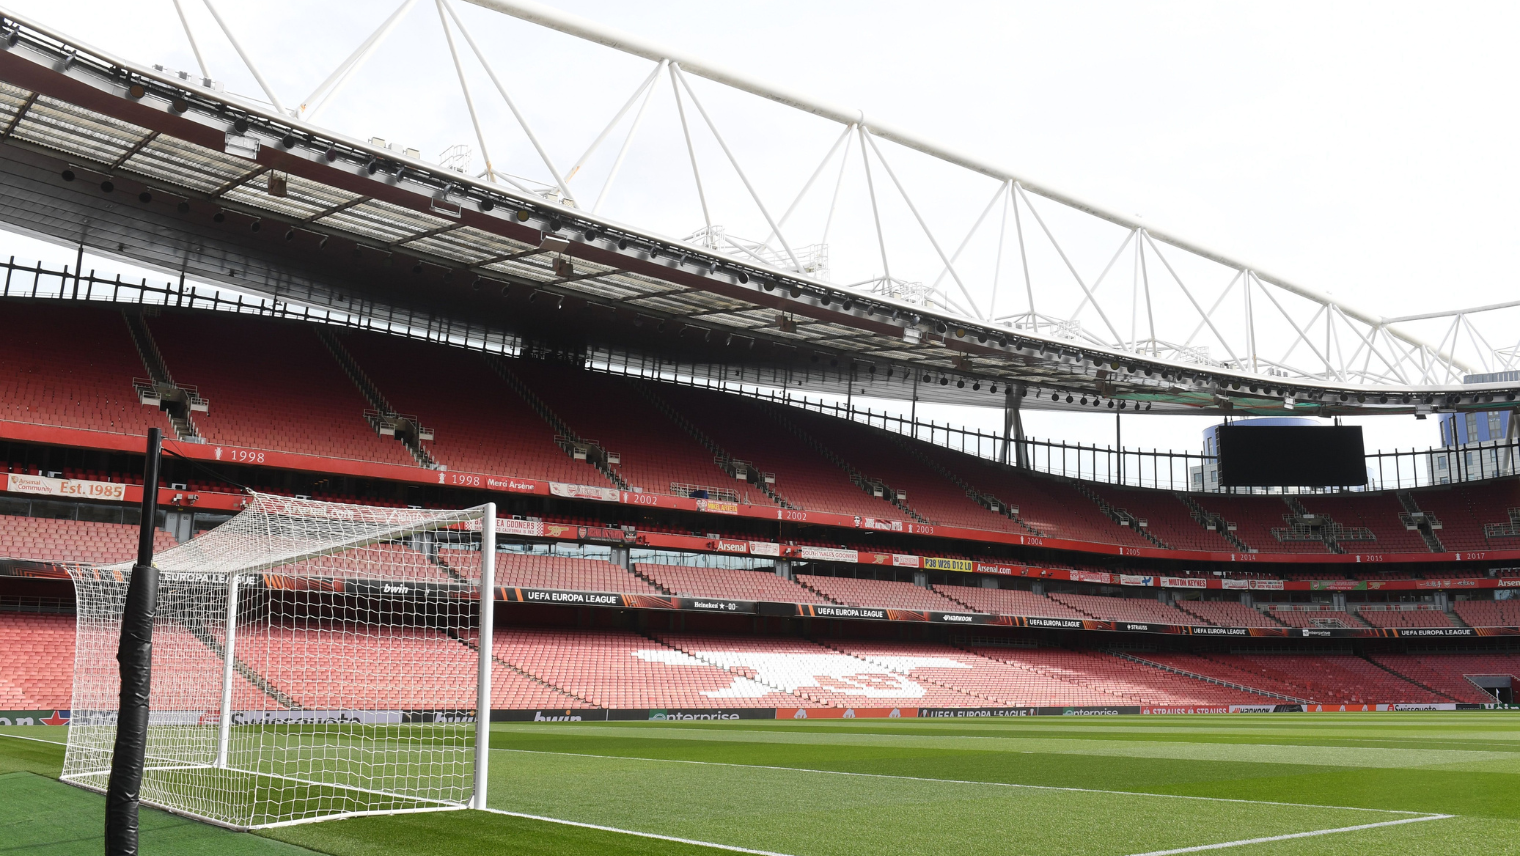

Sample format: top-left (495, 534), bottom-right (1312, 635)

top-left (479, 807), bottom-right (798, 856)
top-left (489, 747), bottom-right (1424, 815)
top-left (0, 732), bottom-right (67, 746)
top-left (1122, 814), bottom-right (1455, 856)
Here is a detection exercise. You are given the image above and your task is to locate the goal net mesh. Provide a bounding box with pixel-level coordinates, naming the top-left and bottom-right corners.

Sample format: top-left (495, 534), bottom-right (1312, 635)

top-left (61, 493), bottom-right (489, 829)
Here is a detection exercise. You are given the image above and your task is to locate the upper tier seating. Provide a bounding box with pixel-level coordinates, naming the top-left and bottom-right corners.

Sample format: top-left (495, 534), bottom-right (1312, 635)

top-left (1409, 481), bottom-right (1520, 551)
top-left (656, 385), bottom-right (902, 518)
top-left (922, 452), bottom-right (1155, 548)
top-left (1088, 485), bottom-right (1232, 551)
top-left (440, 550), bottom-right (659, 594)
top-left (782, 408), bottom-right (1020, 532)
top-left (0, 305), bottom-right (171, 437)
top-left (1354, 607), bottom-right (1455, 628)
top-left (281, 542), bottom-right (458, 584)
top-left (968, 647), bottom-right (1276, 706)
top-left (1048, 592), bottom-right (1195, 624)
top-left (931, 585), bottom-right (1089, 619)
top-left (500, 629), bottom-right (807, 708)
top-left (635, 564), bottom-right (829, 603)
top-left (1188, 495), bottom-right (1329, 554)
top-left (341, 336), bottom-right (609, 484)
top-left (1453, 599), bottom-right (1520, 627)
top-left (660, 633), bottom-right (983, 707)
top-left (509, 363), bottom-right (743, 499)
top-left (1175, 600), bottom-right (1284, 628)
top-left (0, 515), bottom-right (177, 565)
top-left (0, 613), bottom-right (76, 708)
top-left (148, 315), bottom-right (415, 465)
top-left (795, 574), bottom-right (964, 611)
top-left (1296, 494), bottom-right (1429, 553)
top-left (1264, 608), bottom-right (1367, 629)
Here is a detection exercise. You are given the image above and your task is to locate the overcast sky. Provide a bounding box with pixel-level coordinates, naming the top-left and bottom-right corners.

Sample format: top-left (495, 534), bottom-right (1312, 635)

top-left (10, 0), bottom-right (1519, 455)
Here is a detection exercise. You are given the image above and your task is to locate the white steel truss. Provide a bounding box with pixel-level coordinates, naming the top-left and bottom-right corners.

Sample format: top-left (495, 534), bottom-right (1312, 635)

top-left (18, 0), bottom-right (1520, 388)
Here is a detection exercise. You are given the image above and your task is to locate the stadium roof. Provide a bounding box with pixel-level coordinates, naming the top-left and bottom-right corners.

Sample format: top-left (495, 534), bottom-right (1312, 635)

top-left (0, 9), bottom-right (1516, 417)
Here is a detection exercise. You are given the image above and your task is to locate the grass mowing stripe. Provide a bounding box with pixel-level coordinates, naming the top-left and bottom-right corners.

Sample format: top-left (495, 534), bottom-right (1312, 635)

top-left (479, 808), bottom-right (797, 856)
top-left (1121, 814), bottom-right (1456, 856)
top-left (489, 747), bottom-right (1427, 815)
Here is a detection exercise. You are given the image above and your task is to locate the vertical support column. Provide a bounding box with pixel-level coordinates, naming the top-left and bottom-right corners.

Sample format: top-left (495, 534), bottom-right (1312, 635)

top-left (910, 371), bottom-right (919, 439)
top-left (213, 572), bottom-right (240, 769)
top-left (471, 504), bottom-right (496, 811)
top-left (1009, 385), bottom-right (1028, 468)
top-left (106, 427), bottom-right (162, 856)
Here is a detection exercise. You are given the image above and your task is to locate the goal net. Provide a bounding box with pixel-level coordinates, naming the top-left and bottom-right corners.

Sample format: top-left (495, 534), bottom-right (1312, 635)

top-left (61, 493), bottom-right (497, 829)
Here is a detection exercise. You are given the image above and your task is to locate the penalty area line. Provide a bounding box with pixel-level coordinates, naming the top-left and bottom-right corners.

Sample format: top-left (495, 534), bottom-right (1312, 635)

top-left (478, 807), bottom-right (797, 856)
top-left (1123, 814), bottom-right (1455, 856)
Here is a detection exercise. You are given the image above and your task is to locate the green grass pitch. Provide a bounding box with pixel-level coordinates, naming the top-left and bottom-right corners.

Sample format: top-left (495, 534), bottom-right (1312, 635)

top-left (3, 713), bottom-right (1520, 854)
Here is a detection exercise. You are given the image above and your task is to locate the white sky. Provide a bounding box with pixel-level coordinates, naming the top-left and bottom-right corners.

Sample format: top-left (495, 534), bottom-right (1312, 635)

top-left (9, 0), bottom-right (1518, 455)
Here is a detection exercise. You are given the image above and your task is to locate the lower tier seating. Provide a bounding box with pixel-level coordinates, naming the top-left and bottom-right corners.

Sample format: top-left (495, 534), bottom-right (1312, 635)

top-left (0, 613), bottom-right (75, 708)
top-left (795, 574), bottom-right (964, 611)
top-left (969, 647), bottom-right (1275, 706)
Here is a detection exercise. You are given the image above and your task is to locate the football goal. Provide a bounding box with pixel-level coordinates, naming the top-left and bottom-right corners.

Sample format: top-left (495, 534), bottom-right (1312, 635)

top-left (61, 493), bottom-right (497, 829)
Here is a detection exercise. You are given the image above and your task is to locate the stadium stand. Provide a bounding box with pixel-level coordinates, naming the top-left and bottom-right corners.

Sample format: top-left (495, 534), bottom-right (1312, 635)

top-left (509, 363), bottom-right (741, 499)
top-left (1175, 600), bottom-right (1284, 628)
top-left (147, 315), bottom-right (417, 466)
top-left (780, 409), bottom-right (1017, 531)
top-left (1453, 599), bottom-right (1520, 627)
top-left (635, 564), bottom-right (830, 603)
top-left (498, 629), bottom-right (809, 708)
top-left (1048, 592), bottom-right (1196, 624)
top-left (440, 550), bottom-right (660, 594)
top-left (1263, 608), bottom-right (1367, 629)
top-left (1296, 493), bottom-right (1429, 553)
top-left (0, 516), bottom-right (177, 565)
top-left (824, 640), bottom-right (1128, 706)
top-left (1354, 606), bottom-right (1456, 629)
top-left (0, 612), bottom-right (75, 708)
top-left (932, 585), bottom-right (1089, 619)
top-left (659, 633), bottom-right (983, 707)
top-left (1187, 495), bottom-right (1329, 554)
top-left (1365, 653), bottom-right (1499, 704)
top-left (795, 574), bottom-right (965, 611)
top-left (1140, 653), bottom-right (1446, 703)
top-left (340, 334), bottom-right (610, 484)
top-left (0, 305), bottom-right (172, 438)
top-left (1409, 482), bottom-right (1520, 551)
top-left (969, 647), bottom-right (1278, 706)
top-left (237, 624), bottom-right (481, 709)
top-left (925, 452), bottom-right (1154, 547)
top-left (655, 385), bottom-right (903, 517)
top-left (1087, 485), bottom-right (1229, 551)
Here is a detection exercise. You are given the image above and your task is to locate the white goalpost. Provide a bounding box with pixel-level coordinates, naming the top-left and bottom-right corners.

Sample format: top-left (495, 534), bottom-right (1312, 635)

top-left (62, 493), bottom-right (497, 830)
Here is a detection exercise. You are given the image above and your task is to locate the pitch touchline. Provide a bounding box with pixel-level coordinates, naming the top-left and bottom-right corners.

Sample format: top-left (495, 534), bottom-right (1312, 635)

top-left (0, 732), bottom-right (66, 746)
top-left (1122, 814), bottom-right (1454, 856)
top-left (488, 747), bottom-right (1424, 815)
top-left (479, 808), bottom-right (798, 856)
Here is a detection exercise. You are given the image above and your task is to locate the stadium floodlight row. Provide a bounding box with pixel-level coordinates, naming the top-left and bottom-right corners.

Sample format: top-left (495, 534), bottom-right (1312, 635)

top-left (0, 8), bottom-right (1517, 418)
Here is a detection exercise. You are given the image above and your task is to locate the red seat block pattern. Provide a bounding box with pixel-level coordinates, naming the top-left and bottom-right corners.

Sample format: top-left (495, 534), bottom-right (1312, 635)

top-left (0, 515), bottom-right (177, 565)
top-left (795, 574), bottom-right (963, 611)
top-left (636, 564), bottom-right (829, 603)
